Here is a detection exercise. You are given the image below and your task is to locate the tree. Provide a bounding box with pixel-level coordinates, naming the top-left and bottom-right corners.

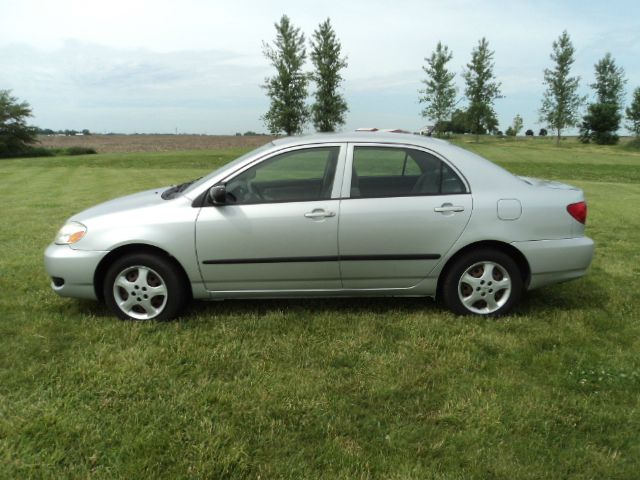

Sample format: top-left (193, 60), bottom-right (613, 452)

top-left (579, 103), bottom-right (620, 144)
top-left (310, 18), bottom-right (348, 133)
top-left (539, 128), bottom-right (548, 136)
top-left (626, 87), bottom-right (640, 137)
top-left (463, 38), bottom-right (502, 142)
top-left (439, 108), bottom-right (470, 134)
top-left (262, 15), bottom-right (309, 136)
top-left (505, 126), bottom-right (515, 137)
top-left (512, 114), bottom-right (523, 136)
top-left (580, 53), bottom-right (626, 144)
top-left (0, 90), bottom-right (38, 157)
top-left (419, 42), bottom-right (457, 136)
top-left (540, 31), bottom-right (584, 145)
top-left (525, 129), bottom-right (534, 136)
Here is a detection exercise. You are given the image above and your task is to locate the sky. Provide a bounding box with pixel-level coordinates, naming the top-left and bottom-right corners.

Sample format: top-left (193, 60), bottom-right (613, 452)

top-left (1, 0), bottom-right (640, 135)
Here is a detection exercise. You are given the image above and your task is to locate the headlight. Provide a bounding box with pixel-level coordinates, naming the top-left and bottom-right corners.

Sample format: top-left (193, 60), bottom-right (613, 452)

top-left (55, 222), bottom-right (87, 245)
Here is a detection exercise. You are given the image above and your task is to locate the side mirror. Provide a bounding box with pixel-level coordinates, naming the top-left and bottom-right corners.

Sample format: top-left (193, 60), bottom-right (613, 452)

top-left (208, 185), bottom-right (227, 205)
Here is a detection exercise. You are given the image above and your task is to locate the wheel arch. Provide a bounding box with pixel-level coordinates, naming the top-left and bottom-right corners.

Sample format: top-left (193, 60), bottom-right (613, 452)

top-left (436, 240), bottom-right (531, 299)
top-left (93, 243), bottom-right (193, 302)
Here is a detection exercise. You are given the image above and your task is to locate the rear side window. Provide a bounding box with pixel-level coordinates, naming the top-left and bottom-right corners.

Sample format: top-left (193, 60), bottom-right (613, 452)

top-left (351, 147), bottom-right (466, 198)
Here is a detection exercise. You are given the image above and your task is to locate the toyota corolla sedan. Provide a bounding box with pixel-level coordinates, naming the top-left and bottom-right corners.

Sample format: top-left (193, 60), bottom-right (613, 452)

top-left (45, 132), bottom-right (594, 320)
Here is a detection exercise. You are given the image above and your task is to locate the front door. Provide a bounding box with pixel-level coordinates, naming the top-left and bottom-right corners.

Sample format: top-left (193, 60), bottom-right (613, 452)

top-left (338, 144), bottom-right (472, 289)
top-left (196, 145), bottom-right (345, 292)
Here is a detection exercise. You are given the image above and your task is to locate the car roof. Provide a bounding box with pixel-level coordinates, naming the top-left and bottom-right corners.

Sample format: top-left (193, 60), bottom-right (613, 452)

top-left (271, 131), bottom-right (451, 148)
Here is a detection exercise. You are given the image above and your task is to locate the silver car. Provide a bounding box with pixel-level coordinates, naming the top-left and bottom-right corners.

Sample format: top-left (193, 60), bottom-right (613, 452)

top-left (44, 132), bottom-right (594, 320)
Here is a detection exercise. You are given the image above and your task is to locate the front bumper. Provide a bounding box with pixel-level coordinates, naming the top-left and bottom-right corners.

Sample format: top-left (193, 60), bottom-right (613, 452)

top-left (512, 236), bottom-right (595, 290)
top-left (44, 243), bottom-right (109, 299)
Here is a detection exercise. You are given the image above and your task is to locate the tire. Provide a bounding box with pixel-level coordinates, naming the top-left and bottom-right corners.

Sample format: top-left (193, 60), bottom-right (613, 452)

top-left (440, 248), bottom-right (523, 317)
top-left (103, 253), bottom-right (188, 321)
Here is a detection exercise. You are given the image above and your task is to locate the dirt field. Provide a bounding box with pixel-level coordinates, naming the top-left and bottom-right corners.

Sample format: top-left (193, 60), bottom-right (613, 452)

top-left (37, 134), bottom-right (277, 153)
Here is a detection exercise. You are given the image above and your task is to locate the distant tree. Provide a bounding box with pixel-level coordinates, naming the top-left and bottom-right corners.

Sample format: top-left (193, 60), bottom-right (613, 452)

top-left (540, 31), bottom-right (584, 145)
top-left (539, 128), bottom-right (548, 136)
top-left (525, 129), bottom-right (534, 136)
top-left (82, 128), bottom-right (91, 135)
top-left (512, 114), bottom-right (523, 136)
top-left (579, 103), bottom-right (621, 144)
top-left (419, 42), bottom-right (457, 137)
top-left (440, 108), bottom-right (470, 134)
top-left (626, 87), bottom-right (640, 137)
top-left (262, 15), bottom-right (309, 136)
top-left (0, 90), bottom-right (38, 157)
top-left (505, 126), bottom-right (515, 137)
top-left (310, 18), bottom-right (348, 132)
top-left (580, 53), bottom-right (626, 144)
top-left (463, 38), bottom-right (502, 141)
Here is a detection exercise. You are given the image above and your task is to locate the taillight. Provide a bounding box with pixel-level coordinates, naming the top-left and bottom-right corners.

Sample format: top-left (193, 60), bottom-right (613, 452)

top-left (567, 201), bottom-right (587, 224)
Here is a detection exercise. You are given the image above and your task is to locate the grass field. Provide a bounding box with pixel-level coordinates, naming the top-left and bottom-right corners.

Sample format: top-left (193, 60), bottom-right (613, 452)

top-left (1, 136), bottom-right (639, 478)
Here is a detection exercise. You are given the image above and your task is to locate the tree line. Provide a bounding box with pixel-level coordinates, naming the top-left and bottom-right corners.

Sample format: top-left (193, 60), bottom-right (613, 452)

top-left (420, 30), bottom-right (640, 145)
top-left (4, 25), bottom-right (640, 158)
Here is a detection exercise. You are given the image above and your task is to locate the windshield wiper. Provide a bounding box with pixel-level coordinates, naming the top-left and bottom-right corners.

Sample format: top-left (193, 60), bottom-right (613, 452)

top-left (161, 177), bottom-right (201, 200)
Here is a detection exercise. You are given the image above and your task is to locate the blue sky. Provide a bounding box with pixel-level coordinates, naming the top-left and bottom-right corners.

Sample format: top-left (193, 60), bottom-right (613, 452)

top-left (1, 0), bottom-right (639, 134)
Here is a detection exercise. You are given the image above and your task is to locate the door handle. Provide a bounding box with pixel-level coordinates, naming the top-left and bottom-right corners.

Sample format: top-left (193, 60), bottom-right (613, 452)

top-left (304, 209), bottom-right (336, 219)
top-left (434, 204), bottom-right (465, 213)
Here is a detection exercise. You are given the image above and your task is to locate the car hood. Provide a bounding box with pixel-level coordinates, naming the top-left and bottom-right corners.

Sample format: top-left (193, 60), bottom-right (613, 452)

top-left (71, 187), bottom-right (169, 222)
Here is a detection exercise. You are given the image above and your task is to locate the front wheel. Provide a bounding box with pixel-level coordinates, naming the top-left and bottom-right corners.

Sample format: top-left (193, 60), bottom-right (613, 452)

top-left (103, 253), bottom-right (188, 321)
top-left (440, 249), bottom-right (523, 316)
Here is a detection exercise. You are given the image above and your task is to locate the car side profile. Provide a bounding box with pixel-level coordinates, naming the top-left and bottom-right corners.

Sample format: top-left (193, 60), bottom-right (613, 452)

top-left (45, 132), bottom-right (594, 320)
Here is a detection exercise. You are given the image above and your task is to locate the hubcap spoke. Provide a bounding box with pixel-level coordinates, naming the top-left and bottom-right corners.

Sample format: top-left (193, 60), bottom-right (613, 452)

top-left (481, 263), bottom-right (495, 282)
top-left (461, 273), bottom-right (481, 288)
top-left (137, 267), bottom-right (149, 286)
top-left (115, 276), bottom-right (133, 290)
top-left (462, 291), bottom-right (482, 307)
top-left (118, 295), bottom-right (138, 312)
top-left (139, 298), bottom-right (159, 317)
top-left (485, 294), bottom-right (499, 312)
top-left (148, 284), bottom-right (167, 296)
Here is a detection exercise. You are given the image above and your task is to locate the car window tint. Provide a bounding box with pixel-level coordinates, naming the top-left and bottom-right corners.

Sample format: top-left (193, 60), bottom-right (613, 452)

top-left (441, 162), bottom-right (466, 194)
top-left (353, 148), bottom-right (421, 176)
top-left (351, 147), bottom-right (465, 198)
top-left (227, 147), bottom-right (340, 204)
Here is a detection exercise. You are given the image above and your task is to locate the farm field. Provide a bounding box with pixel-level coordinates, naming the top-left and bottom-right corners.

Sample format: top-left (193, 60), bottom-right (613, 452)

top-left (37, 134), bottom-right (276, 153)
top-left (1, 136), bottom-right (639, 478)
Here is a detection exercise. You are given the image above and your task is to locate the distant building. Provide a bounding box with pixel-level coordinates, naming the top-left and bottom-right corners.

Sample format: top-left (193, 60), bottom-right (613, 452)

top-left (419, 125), bottom-right (436, 136)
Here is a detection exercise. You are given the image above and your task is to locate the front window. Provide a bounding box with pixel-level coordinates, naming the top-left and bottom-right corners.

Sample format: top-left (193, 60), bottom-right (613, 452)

top-left (226, 146), bottom-right (340, 204)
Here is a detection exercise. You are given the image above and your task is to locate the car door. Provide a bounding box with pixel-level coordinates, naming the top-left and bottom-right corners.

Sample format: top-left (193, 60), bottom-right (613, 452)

top-left (196, 144), bottom-right (345, 292)
top-left (338, 143), bottom-right (472, 289)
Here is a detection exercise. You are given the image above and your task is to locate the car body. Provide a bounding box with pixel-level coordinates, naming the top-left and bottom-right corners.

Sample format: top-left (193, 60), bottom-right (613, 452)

top-left (45, 132), bottom-right (594, 320)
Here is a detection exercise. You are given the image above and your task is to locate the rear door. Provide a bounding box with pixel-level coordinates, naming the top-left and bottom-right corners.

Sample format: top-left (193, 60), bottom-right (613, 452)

top-left (338, 143), bottom-right (472, 289)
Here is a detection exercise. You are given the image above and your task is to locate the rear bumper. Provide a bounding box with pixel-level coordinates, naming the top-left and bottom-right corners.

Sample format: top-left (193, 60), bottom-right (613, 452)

top-left (512, 236), bottom-right (595, 290)
top-left (44, 244), bottom-right (108, 300)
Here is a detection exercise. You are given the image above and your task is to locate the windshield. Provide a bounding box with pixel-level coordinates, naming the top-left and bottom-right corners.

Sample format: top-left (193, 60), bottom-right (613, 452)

top-left (181, 142), bottom-right (275, 196)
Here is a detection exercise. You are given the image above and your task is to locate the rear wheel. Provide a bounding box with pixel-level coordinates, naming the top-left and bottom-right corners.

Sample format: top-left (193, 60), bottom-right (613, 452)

top-left (441, 249), bottom-right (523, 316)
top-left (103, 253), bottom-right (188, 321)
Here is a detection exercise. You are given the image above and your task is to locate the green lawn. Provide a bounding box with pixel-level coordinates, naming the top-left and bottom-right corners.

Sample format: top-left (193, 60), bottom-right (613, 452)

top-left (1, 137), bottom-right (639, 479)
